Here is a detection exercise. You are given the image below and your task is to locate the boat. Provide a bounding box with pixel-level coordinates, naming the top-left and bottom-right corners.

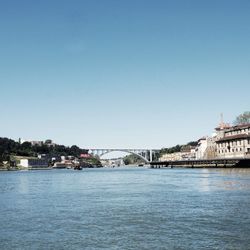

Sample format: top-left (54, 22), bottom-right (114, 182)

top-left (74, 166), bottom-right (83, 170)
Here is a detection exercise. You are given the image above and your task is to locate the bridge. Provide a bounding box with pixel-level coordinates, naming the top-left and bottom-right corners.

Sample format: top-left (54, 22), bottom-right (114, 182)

top-left (88, 149), bottom-right (160, 163)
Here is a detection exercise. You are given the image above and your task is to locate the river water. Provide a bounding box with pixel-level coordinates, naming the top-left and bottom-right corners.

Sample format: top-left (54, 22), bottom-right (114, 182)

top-left (0, 167), bottom-right (250, 250)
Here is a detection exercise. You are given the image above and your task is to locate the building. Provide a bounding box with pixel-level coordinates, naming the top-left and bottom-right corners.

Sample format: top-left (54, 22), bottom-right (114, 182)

top-left (19, 139), bottom-right (55, 147)
top-left (159, 152), bottom-right (181, 161)
top-left (180, 146), bottom-right (196, 160)
top-left (216, 123), bottom-right (250, 158)
top-left (30, 141), bottom-right (43, 146)
top-left (195, 137), bottom-right (208, 159)
top-left (160, 150), bottom-right (196, 161)
top-left (19, 158), bottom-right (49, 169)
top-left (53, 160), bottom-right (73, 169)
top-left (80, 153), bottom-right (91, 159)
top-left (195, 136), bottom-right (217, 160)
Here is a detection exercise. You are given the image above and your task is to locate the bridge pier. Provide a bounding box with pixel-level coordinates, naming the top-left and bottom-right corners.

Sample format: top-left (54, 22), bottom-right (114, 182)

top-left (150, 150), bottom-right (153, 162)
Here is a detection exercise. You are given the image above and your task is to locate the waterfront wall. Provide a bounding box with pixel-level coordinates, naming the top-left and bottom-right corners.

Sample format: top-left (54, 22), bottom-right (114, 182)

top-left (150, 158), bottom-right (250, 168)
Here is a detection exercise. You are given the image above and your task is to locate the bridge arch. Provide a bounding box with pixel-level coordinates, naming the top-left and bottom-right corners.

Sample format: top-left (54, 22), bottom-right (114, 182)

top-left (97, 149), bottom-right (149, 163)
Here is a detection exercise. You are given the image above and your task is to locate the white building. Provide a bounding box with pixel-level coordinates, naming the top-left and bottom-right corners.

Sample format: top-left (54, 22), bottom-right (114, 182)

top-left (195, 137), bottom-right (208, 159)
top-left (195, 136), bottom-right (217, 160)
top-left (159, 152), bottom-right (184, 161)
top-left (160, 148), bottom-right (196, 161)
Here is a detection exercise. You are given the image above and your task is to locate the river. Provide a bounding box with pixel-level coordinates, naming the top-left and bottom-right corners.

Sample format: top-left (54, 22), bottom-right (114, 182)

top-left (1, 167), bottom-right (250, 249)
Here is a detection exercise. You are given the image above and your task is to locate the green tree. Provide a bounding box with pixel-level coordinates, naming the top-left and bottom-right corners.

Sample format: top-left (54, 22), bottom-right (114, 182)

top-left (123, 154), bottom-right (144, 165)
top-left (69, 145), bottom-right (82, 156)
top-left (0, 137), bottom-right (89, 162)
top-left (187, 141), bottom-right (198, 147)
top-left (234, 111), bottom-right (250, 125)
top-left (45, 139), bottom-right (52, 144)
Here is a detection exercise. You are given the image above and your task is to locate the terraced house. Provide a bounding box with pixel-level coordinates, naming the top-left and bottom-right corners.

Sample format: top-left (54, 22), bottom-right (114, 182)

top-left (216, 123), bottom-right (250, 158)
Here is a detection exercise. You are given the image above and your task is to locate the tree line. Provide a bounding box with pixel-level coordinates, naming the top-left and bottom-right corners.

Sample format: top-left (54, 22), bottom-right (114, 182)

top-left (159, 141), bottom-right (198, 156)
top-left (0, 137), bottom-right (88, 163)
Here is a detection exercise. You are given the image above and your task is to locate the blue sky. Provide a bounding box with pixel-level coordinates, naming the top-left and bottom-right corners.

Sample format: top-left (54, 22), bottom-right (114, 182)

top-left (0, 0), bottom-right (249, 149)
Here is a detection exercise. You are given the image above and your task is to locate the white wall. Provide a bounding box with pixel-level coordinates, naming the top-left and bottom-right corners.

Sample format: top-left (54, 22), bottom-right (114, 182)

top-left (196, 139), bottom-right (208, 159)
top-left (19, 159), bottom-right (29, 168)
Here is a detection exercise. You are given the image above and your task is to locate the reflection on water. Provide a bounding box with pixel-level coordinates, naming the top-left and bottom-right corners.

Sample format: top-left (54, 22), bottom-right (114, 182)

top-left (0, 167), bottom-right (250, 249)
top-left (190, 168), bottom-right (250, 192)
top-left (216, 167), bottom-right (250, 176)
top-left (214, 168), bottom-right (250, 191)
top-left (198, 169), bottom-right (211, 192)
top-left (17, 173), bottom-right (30, 194)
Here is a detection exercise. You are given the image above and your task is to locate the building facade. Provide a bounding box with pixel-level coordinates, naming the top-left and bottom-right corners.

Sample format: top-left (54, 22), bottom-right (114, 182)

top-left (19, 158), bottom-right (49, 169)
top-left (195, 138), bottom-right (208, 159)
top-left (159, 148), bottom-right (196, 161)
top-left (195, 136), bottom-right (217, 160)
top-left (216, 123), bottom-right (250, 158)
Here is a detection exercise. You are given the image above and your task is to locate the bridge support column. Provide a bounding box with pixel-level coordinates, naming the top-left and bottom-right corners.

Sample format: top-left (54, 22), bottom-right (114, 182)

top-left (150, 150), bottom-right (153, 162)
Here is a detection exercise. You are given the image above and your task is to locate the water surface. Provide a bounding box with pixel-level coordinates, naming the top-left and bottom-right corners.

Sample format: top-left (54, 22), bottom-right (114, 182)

top-left (1, 167), bottom-right (250, 249)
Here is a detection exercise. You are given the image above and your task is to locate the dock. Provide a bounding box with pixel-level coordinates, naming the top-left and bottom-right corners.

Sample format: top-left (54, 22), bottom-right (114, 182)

top-left (150, 158), bottom-right (250, 168)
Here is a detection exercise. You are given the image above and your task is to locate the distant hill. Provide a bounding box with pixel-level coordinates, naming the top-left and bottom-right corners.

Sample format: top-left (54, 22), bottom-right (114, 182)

top-left (0, 137), bottom-right (88, 165)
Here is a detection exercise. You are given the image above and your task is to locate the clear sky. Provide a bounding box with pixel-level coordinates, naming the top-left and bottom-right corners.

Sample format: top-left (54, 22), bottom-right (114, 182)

top-left (0, 0), bottom-right (249, 149)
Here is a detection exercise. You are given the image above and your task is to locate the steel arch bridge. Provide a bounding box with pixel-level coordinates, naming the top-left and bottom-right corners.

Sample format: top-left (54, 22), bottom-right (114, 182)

top-left (88, 149), bottom-right (160, 163)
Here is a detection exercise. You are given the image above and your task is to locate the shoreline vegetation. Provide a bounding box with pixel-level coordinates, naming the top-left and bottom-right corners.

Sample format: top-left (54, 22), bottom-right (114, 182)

top-left (0, 137), bottom-right (102, 170)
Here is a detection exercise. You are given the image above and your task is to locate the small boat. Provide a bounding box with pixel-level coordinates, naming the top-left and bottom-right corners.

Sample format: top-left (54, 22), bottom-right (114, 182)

top-left (74, 166), bottom-right (83, 170)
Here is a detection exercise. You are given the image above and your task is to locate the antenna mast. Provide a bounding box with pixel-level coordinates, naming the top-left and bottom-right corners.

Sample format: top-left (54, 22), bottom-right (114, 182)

top-left (220, 113), bottom-right (224, 129)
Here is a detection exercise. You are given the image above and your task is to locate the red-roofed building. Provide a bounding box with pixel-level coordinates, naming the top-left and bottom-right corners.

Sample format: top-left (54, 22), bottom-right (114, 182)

top-left (80, 154), bottom-right (91, 158)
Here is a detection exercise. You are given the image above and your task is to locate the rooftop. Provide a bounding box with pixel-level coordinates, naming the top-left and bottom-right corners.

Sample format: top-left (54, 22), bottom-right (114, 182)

top-left (216, 134), bottom-right (250, 142)
top-left (215, 123), bottom-right (250, 132)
